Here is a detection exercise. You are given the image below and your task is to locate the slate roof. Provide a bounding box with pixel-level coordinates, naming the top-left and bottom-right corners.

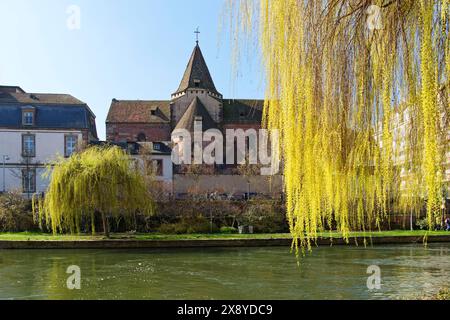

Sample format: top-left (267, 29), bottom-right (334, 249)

top-left (0, 87), bottom-right (98, 138)
top-left (222, 99), bottom-right (264, 124)
top-left (0, 91), bottom-right (86, 105)
top-left (174, 44), bottom-right (220, 96)
top-left (175, 97), bottom-right (217, 132)
top-left (106, 99), bottom-right (171, 124)
top-left (0, 85), bottom-right (25, 94)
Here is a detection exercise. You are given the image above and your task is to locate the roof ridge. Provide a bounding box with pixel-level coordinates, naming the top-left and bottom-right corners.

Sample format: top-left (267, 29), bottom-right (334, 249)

top-left (112, 99), bottom-right (169, 102)
top-left (224, 98), bottom-right (265, 102)
top-left (28, 92), bottom-right (73, 96)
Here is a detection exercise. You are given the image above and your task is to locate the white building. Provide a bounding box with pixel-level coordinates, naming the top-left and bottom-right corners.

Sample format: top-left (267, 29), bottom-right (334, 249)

top-left (135, 142), bottom-right (174, 196)
top-left (0, 85), bottom-right (98, 197)
top-left (386, 102), bottom-right (450, 200)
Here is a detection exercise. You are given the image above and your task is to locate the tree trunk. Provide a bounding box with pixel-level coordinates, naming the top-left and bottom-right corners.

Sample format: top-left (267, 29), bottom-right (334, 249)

top-left (410, 209), bottom-right (413, 231)
top-left (101, 212), bottom-right (110, 238)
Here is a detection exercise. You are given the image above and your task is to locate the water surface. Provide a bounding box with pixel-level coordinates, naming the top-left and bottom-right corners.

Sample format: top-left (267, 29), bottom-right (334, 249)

top-left (0, 244), bottom-right (449, 300)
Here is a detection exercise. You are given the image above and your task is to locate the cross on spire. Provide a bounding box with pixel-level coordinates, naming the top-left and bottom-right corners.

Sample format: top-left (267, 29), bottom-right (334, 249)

top-left (194, 27), bottom-right (200, 44)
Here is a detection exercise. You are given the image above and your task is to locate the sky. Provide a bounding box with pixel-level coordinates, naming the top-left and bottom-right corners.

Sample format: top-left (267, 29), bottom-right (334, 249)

top-left (0, 0), bottom-right (264, 140)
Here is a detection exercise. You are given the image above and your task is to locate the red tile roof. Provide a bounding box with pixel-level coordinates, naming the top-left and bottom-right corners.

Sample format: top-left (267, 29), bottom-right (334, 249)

top-left (106, 99), bottom-right (171, 124)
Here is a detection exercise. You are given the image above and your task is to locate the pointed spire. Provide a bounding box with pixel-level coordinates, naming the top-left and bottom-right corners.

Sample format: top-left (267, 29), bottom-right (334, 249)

top-left (173, 44), bottom-right (221, 96)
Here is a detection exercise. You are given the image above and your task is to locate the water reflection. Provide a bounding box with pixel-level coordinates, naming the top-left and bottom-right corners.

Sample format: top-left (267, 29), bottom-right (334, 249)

top-left (0, 244), bottom-right (448, 300)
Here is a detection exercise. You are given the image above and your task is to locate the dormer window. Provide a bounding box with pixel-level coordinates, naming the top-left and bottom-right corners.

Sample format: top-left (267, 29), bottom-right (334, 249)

top-left (22, 109), bottom-right (35, 126)
top-left (150, 106), bottom-right (159, 117)
top-left (194, 79), bottom-right (201, 87)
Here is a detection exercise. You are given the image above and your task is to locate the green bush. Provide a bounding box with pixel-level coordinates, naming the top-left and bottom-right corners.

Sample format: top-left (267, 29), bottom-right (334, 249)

top-left (416, 218), bottom-right (430, 230)
top-left (220, 226), bottom-right (238, 234)
top-left (157, 214), bottom-right (217, 234)
top-left (157, 223), bottom-right (188, 234)
top-left (0, 192), bottom-right (36, 232)
top-left (132, 200), bottom-right (286, 234)
top-left (240, 201), bottom-right (288, 233)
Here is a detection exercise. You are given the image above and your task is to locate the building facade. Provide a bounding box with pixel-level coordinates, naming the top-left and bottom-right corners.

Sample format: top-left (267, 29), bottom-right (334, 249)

top-left (106, 43), bottom-right (282, 198)
top-left (106, 44), bottom-right (264, 143)
top-left (0, 85), bottom-right (98, 196)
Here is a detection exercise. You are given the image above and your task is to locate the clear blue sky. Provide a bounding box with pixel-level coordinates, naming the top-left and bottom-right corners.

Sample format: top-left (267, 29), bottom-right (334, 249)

top-left (0, 0), bottom-right (264, 140)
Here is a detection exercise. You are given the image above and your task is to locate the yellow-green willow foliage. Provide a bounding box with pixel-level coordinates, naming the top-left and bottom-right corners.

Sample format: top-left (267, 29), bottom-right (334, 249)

top-left (34, 146), bottom-right (154, 235)
top-left (227, 0), bottom-right (450, 254)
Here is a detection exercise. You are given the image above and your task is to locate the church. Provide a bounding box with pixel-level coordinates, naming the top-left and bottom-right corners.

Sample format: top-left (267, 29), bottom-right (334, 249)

top-left (106, 41), bottom-right (283, 198)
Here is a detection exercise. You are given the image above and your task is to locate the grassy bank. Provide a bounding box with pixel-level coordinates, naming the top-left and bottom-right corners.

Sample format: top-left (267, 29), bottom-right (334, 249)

top-left (0, 230), bottom-right (448, 242)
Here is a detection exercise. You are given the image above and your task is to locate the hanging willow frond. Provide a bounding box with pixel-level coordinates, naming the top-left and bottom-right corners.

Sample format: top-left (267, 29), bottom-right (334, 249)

top-left (227, 0), bottom-right (450, 255)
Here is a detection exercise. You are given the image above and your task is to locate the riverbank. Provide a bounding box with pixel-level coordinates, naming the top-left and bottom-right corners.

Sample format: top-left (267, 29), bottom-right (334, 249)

top-left (0, 230), bottom-right (449, 249)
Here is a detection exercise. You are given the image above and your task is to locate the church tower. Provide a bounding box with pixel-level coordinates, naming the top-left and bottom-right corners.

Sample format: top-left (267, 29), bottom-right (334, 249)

top-left (171, 40), bottom-right (223, 130)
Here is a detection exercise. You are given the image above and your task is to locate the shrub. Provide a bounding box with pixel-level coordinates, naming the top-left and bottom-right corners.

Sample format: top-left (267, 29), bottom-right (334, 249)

top-left (157, 223), bottom-right (189, 234)
top-left (239, 201), bottom-right (288, 233)
top-left (149, 200), bottom-right (287, 234)
top-left (0, 192), bottom-right (36, 232)
top-left (157, 214), bottom-right (217, 234)
top-left (416, 218), bottom-right (430, 230)
top-left (220, 226), bottom-right (238, 234)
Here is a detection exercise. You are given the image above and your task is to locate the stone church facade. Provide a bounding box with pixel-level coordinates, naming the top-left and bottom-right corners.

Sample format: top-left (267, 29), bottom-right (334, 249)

top-left (106, 43), bottom-right (282, 198)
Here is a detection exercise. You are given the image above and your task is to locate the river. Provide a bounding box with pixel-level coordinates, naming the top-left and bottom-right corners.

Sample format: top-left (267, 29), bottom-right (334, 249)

top-left (0, 243), bottom-right (448, 300)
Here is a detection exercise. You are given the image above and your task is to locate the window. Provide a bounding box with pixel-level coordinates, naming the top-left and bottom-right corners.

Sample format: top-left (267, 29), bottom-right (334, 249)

top-left (145, 159), bottom-right (163, 176)
top-left (153, 159), bottom-right (163, 176)
top-left (65, 135), bottom-right (78, 157)
top-left (22, 134), bottom-right (35, 157)
top-left (153, 143), bottom-right (161, 151)
top-left (22, 169), bottom-right (36, 193)
top-left (22, 110), bottom-right (35, 126)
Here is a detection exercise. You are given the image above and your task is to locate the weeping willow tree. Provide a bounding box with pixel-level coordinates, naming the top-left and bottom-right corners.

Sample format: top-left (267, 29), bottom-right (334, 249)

top-left (226, 0), bottom-right (450, 254)
top-left (34, 146), bottom-right (154, 237)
